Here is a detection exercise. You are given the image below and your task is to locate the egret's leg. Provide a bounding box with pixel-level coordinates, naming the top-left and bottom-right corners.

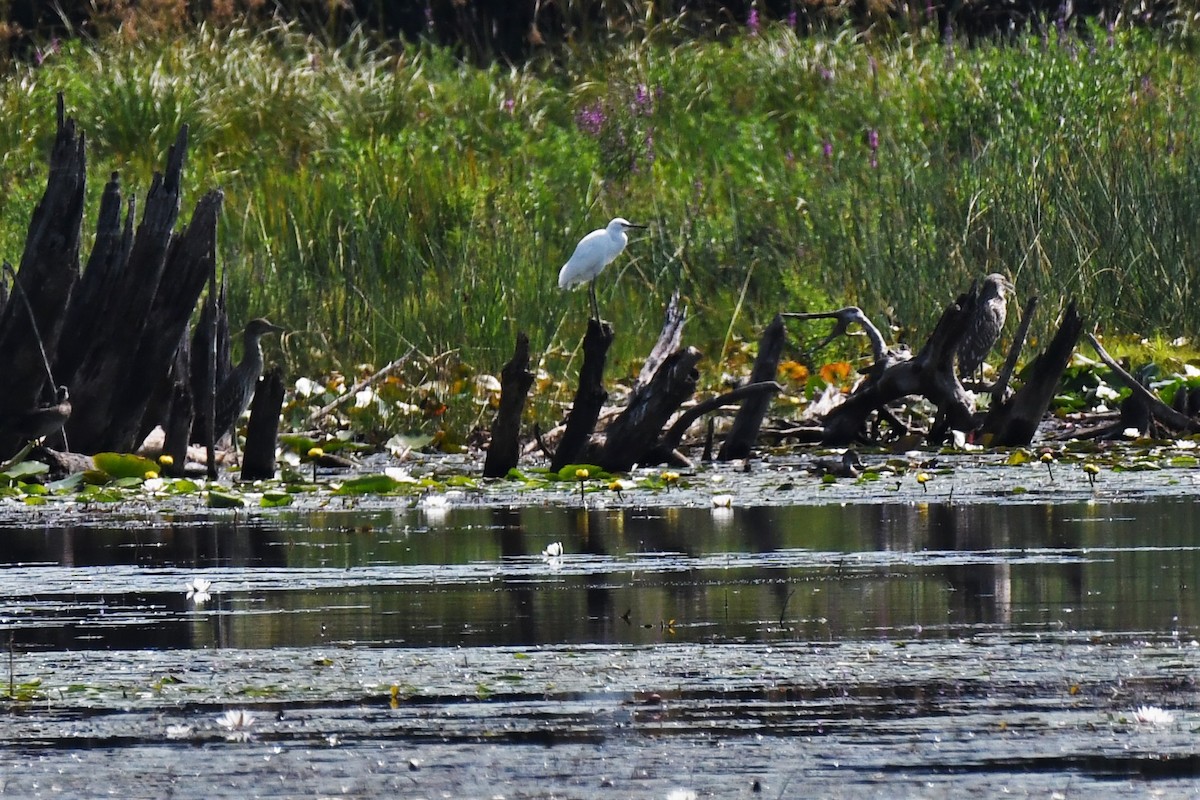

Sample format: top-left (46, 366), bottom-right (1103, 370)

top-left (588, 283), bottom-right (601, 323)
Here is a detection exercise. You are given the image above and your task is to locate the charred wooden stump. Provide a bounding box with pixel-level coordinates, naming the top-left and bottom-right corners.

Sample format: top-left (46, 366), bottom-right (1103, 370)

top-left (483, 332), bottom-right (535, 478)
top-left (160, 332), bottom-right (194, 477)
top-left (550, 318), bottom-right (613, 471)
top-left (0, 95), bottom-right (85, 458)
top-left (719, 313), bottom-right (785, 461)
top-left (65, 123), bottom-right (192, 453)
top-left (980, 301), bottom-right (1083, 446)
top-left (241, 369), bottom-right (285, 481)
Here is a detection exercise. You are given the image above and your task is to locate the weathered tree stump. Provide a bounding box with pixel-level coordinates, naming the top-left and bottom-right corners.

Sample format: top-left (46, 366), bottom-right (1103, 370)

top-left (483, 332), bottom-right (535, 478)
top-left (550, 318), bottom-right (614, 471)
top-left (241, 369), bottom-right (285, 481)
top-left (0, 95), bottom-right (85, 458)
top-left (980, 301), bottom-right (1083, 446)
top-left (596, 346), bottom-right (703, 472)
top-left (64, 123), bottom-right (202, 454)
top-left (719, 313), bottom-right (785, 461)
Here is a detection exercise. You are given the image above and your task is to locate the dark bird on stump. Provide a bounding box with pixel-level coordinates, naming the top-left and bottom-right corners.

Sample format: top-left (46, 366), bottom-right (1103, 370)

top-left (193, 318), bottom-right (283, 444)
top-left (957, 273), bottom-right (1015, 383)
top-left (0, 386), bottom-right (71, 443)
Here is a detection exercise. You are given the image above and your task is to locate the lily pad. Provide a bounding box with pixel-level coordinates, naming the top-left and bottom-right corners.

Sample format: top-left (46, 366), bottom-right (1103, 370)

top-left (93, 452), bottom-right (159, 480)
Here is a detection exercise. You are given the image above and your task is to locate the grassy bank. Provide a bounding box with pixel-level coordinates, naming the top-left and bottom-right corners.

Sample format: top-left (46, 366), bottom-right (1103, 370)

top-left (0, 19), bottom-right (1197, 436)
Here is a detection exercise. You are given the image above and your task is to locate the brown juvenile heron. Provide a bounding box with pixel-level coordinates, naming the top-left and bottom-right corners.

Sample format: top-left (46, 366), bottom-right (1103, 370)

top-left (194, 318), bottom-right (283, 444)
top-left (957, 273), bottom-right (1015, 383)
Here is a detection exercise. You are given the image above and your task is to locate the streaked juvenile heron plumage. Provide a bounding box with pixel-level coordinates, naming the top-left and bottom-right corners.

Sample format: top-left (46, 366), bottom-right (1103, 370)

top-left (958, 274), bottom-right (1014, 381)
top-left (193, 318), bottom-right (283, 444)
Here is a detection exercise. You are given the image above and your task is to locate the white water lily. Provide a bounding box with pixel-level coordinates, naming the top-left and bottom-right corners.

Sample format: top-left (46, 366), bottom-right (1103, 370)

top-left (1133, 705), bottom-right (1174, 727)
top-left (384, 466), bottom-right (419, 483)
top-left (185, 577), bottom-right (212, 604)
top-left (541, 541), bottom-right (564, 559)
top-left (217, 709), bottom-right (256, 741)
top-left (165, 724), bottom-right (192, 740)
top-left (665, 790), bottom-right (698, 800)
top-left (710, 494), bottom-right (733, 508)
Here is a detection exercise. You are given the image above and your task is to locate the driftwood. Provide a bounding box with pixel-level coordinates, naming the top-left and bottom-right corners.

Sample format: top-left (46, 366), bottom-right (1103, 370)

top-left (241, 369), bottom-right (286, 481)
top-left (0, 95), bottom-right (85, 458)
top-left (661, 381), bottom-right (783, 455)
top-left (821, 293), bottom-right (975, 446)
top-left (550, 318), bottom-right (614, 471)
top-left (1084, 332), bottom-right (1197, 434)
top-left (989, 295), bottom-right (1038, 406)
top-left (0, 95), bottom-right (276, 475)
top-left (719, 313), bottom-right (785, 461)
top-left (65, 123), bottom-right (212, 454)
top-left (483, 332), bottom-right (535, 478)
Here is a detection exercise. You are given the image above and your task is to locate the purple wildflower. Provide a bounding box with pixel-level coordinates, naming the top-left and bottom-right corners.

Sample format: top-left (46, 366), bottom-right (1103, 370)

top-left (818, 65), bottom-right (832, 82)
top-left (867, 129), bottom-right (879, 169)
top-left (788, 9), bottom-right (798, 28)
top-left (748, 7), bottom-right (760, 35)
top-left (644, 128), bottom-right (656, 165)
top-left (503, 97), bottom-right (515, 114)
top-left (822, 139), bottom-right (833, 160)
top-left (575, 102), bottom-right (607, 137)
top-left (633, 83), bottom-right (652, 116)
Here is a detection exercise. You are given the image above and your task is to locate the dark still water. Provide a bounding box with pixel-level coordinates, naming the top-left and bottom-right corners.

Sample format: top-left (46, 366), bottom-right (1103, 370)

top-left (2, 499), bottom-right (1197, 651)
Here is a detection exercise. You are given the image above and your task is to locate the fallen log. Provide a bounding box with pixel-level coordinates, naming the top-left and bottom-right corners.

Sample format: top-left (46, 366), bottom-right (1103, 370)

top-left (821, 294), bottom-right (975, 445)
top-left (596, 346), bottom-right (702, 472)
top-left (1084, 331), bottom-right (1197, 434)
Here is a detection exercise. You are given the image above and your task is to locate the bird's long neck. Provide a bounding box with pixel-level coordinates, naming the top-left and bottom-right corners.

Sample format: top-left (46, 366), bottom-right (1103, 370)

top-left (241, 330), bottom-right (266, 370)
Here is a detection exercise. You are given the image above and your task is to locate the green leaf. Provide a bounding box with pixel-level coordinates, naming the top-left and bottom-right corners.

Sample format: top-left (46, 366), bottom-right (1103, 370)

top-left (47, 473), bottom-right (84, 493)
top-left (0, 460), bottom-right (48, 482)
top-left (1006, 449), bottom-right (1032, 466)
top-left (208, 489), bottom-right (246, 508)
top-left (93, 452), bottom-right (159, 480)
top-left (333, 474), bottom-right (402, 495)
top-left (260, 491), bottom-right (294, 507)
top-left (555, 464), bottom-right (611, 482)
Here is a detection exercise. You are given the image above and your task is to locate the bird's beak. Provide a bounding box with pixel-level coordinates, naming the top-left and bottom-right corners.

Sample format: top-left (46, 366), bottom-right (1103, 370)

top-left (625, 222), bottom-right (648, 229)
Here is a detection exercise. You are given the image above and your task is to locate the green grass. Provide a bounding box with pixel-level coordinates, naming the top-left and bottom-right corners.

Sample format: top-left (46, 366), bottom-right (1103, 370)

top-left (1, 19), bottom-right (1199, 436)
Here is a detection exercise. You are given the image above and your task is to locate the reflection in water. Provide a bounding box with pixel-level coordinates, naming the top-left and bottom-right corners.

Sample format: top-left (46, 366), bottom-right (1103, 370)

top-left (0, 500), bottom-right (1198, 651)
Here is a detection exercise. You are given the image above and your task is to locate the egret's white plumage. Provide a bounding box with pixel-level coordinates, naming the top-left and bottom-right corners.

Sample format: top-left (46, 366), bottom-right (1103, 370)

top-left (558, 217), bottom-right (645, 321)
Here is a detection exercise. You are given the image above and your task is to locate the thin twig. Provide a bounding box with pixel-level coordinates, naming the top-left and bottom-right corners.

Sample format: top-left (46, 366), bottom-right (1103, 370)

top-left (307, 346), bottom-right (417, 425)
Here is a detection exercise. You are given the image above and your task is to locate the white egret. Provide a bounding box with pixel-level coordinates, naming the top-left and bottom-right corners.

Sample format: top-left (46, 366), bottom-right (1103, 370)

top-left (558, 217), bottom-right (646, 322)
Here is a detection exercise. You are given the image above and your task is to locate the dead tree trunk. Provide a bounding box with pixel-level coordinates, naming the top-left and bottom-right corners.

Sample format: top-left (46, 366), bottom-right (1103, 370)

top-left (597, 347), bottom-right (702, 472)
top-left (550, 319), bottom-right (614, 470)
top-left (65, 125), bottom-right (190, 453)
top-left (483, 332), bottom-right (535, 478)
top-left (980, 301), bottom-right (1082, 446)
top-left (241, 369), bottom-right (285, 481)
top-left (0, 95), bottom-right (85, 458)
top-left (719, 313), bottom-right (785, 460)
